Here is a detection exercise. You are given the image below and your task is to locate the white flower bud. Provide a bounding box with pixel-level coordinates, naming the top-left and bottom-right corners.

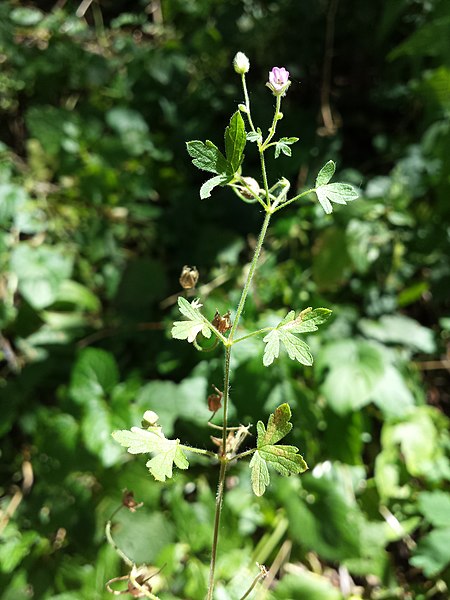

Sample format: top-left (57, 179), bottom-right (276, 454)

top-left (142, 410), bottom-right (159, 427)
top-left (233, 52), bottom-right (250, 75)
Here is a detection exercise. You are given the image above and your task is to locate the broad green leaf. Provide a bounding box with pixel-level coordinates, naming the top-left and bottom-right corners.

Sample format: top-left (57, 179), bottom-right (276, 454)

top-left (359, 314), bottom-right (436, 354)
top-left (318, 340), bottom-right (385, 414)
top-left (371, 364), bottom-right (415, 419)
top-left (224, 111), bottom-right (246, 173)
top-left (171, 296), bottom-right (212, 343)
top-left (316, 182), bottom-right (359, 214)
top-left (200, 174), bottom-right (228, 199)
top-left (250, 404), bottom-right (307, 496)
top-left (274, 137), bottom-right (299, 159)
top-left (11, 244), bottom-right (73, 310)
top-left (70, 347), bottom-right (119, 404)
top-left (186, 140), bottom-right (228, 174)
top-left (262, 308), bottom-right (331, 367)
top-left (274, 571), bottom-right (343, 600)
top-left (0, 523), bottom-right (39, 574)
top-left (418, 491), bottom-right (450, 528)
top-left (112, 424), bottom-right (189, 481)
top-left (315, 160), bottom-right (336, 187)
top-left (410, 527), bottom-right (450, 577)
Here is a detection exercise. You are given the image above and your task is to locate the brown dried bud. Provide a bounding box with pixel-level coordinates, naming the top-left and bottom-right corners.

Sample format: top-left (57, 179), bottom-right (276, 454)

top-left (207, 385), bottom-right (223, 412)
top-left (211, 310), bottom-right (232, 334)
top-left (179, 265), bottom-right (199, 289)
top-left (122, 490), bottom-right (143, 512)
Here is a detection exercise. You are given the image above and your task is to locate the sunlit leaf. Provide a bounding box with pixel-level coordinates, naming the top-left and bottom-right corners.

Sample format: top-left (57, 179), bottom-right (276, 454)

top-left (171, 297), bottom-right (212, 343)
top-left (112, 423), bottom-right (189, 482)
top-left (250, 404), bottom-right (307, 496)
top-left (263, 308), bottom-right (331, 366)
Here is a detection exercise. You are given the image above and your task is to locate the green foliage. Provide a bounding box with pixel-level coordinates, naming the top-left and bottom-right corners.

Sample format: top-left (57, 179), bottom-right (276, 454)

top-left (171, 297), bottom-right (212, 343)
top-left (112, 422), bottom-right (189, 482)
top-left (187, 111), bottom-right (247, 198)
top-left (263, 308), bottom-right (331, 366)
top-left (274, 137), bottom-right (299, 159)
top-left (250, 404), bottom-right (308, 496)
top-left (1, 0), bottom-right (449, 597)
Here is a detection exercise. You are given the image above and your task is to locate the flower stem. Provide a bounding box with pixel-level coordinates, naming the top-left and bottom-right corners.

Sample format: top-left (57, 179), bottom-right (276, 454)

top-left (232, 327), bottom-right (273, 345)
top-left (241, 74), bottom-right (256, 133)
top-left (206, 210), bottom-right (272, 599)
top-left (261, 94), bottom-right (282, 151)
top-left (271, 187), bottom-right (316, 213)
top-left (229, 210), bottom-right (271, 340)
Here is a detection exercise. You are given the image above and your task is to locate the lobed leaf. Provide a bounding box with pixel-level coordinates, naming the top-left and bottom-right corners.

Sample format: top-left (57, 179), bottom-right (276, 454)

top-left (247, 130), bottom-right (262, 144)
top-left (274, 137), bottom-right (299, 159)
top-left (250, 403), bottom-right (308, 496)
top-left (171, 296), bottom-right (212, 343)
top-left (262, 307), bottom-right (331, 366)
top-left (316, 182), bottom-right (359, 215)
top-left (112, 424), bottom-right (189, 482)
top-left (315, 160), bottom-right (336, 187)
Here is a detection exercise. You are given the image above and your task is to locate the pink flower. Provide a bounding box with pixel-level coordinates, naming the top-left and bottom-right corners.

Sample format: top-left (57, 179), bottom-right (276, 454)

top-left (267, 67), bottom-right (291, 96)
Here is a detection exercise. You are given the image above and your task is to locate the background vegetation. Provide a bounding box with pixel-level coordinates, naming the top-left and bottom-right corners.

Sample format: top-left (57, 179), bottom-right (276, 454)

top-left (1, 0), bottom-right (449, 598)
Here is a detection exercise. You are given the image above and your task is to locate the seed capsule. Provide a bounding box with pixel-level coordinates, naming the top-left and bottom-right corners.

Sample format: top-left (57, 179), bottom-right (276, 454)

top-left (211, 310), bottom-right (232, 334)
top-left (179, 265), bottom-right (199, 289)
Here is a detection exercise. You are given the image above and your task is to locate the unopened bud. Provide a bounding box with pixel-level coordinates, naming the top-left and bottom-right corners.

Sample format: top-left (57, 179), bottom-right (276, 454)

top-left (233, 52), bottom-right (250, 75)
top-left (212, 310), bottom-right (232, 334)
top-left (241, 177), bottom-right (261, 199)
top-left (179, 265), bottom-right (199, 290)
top-left (238, 103), bottom-right (248, 113)
top-left (142, 410), bottom-right (159, 427)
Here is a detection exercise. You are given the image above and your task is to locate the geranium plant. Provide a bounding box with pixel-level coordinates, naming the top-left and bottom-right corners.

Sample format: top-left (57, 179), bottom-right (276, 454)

top-left (110, 52), bottom-right (359, 599)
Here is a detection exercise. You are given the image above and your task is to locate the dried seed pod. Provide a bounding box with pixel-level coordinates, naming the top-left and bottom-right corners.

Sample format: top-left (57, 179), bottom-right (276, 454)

top-left (122, 490), bottom-right (143, 512)
top-left (179, 265), bottom-right (199, 289)
top-left (211, 310), bottom-right (232, 334)
top-left (207, 385), bottom-right (223, 412)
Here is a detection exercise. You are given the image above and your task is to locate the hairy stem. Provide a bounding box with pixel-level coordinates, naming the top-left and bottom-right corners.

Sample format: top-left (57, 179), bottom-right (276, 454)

top-left (206, 210), bottom-right (272, 599)
top-left (229, 210), bottom-right (272, 341)
top-left (241, 73), bottom-right (256, 133)
top-left (206, 458), bottom-right (227, 600)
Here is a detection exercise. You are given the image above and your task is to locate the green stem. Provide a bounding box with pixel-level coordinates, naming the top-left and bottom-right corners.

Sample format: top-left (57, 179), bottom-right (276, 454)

top-left (239, 569), bottom-right (267, 600)
top-left (241, 73), bottom-right (256, 133)
top-left (259, 151), bottom-right (271, 205)
top-left (180, 445), bottom-right (217, 459)
top-left (230, 448), bottom-right (256, 463)
top-left (206, 458), bottom-right (227, 600)
top-left (207, 209), bottom-right (273, 598)
top-left (261, 95), bottom-right (282, 151)
top-left (206, 344), bottom-right (231, 600)
top-left (271, 188), bottom-right (316, 213)
top-left (232, 327), bottom-right (273, 345)
top-left (229, 210), bottom-right (272, 340)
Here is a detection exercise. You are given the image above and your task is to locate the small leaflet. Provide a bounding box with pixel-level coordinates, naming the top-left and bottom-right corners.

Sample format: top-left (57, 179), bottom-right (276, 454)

top-left (315, 160), bottom-right (359, 214)
top-left (250, 403), bottom-right (308, 496)
top-left (262, 308), bottom-right (332, 367)
top-left (171, 297), bottom-right (212, 344)
top-left (112, 422), bottom-right (189, 482)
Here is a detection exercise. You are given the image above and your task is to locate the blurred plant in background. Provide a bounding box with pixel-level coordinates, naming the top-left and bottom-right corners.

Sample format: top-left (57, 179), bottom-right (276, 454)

top-left (0, 1), bottom-right (449, 599)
